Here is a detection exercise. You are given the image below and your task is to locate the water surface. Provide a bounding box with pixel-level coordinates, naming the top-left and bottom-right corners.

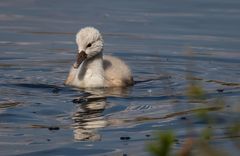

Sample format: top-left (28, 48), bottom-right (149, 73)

top-left (0, 0), bottom-right (240, 155)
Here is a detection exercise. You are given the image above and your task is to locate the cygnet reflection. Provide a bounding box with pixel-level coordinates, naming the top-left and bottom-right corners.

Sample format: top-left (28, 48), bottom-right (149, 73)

top-left (72, 95), bottom-right (107, 141)
top-left (71, 87), bottom-right (132, 141)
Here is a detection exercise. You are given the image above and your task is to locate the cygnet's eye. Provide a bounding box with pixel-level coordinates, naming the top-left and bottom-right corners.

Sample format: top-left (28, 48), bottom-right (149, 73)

top-left (86, 43), bottom-right (92, 48)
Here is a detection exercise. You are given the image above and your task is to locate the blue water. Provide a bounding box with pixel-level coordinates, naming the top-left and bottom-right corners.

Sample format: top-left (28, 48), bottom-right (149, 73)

top-left (0, 0), bottom-right (240, 155)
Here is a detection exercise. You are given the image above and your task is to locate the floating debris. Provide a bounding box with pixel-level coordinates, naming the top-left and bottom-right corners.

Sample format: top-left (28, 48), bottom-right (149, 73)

top-left (48, 126), bottom-right (60, 131)
top-left (217, 89), bottom-right (224, 93)
top-left (120, 136), bottom-right (131, 140)
top-left (146, 134), bottom-right (151, 137)
top-left (180, 116), bottom-right (187, 120)
top-left (30, 125), bottom-right (60, 131)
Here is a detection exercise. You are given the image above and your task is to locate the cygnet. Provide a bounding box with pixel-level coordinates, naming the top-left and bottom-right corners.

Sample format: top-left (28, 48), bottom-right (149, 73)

top-left (65, 27), bottom-right (133, 88)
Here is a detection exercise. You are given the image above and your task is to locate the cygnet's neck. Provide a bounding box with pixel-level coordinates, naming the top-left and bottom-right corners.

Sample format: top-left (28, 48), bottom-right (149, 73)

top-left (79, 52), bottom-right (105, 87)
top-left (83, 52), bottom-right (103, 74)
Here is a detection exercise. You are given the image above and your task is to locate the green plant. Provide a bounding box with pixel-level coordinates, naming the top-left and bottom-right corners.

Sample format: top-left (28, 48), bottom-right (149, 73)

top-left (147, 131), bottom-right (175, 156)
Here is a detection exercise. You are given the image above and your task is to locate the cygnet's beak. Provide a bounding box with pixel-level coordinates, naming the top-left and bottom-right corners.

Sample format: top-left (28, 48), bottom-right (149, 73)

top-left (73, 51), bottom-right (87, 69)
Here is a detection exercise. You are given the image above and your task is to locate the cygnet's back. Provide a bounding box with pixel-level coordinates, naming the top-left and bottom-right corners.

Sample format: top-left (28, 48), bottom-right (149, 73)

top-left (103, 55), bottom-right (133, 87)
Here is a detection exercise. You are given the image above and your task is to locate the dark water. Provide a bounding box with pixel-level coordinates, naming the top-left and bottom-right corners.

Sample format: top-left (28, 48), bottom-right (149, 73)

top-left (0, 0), bottom-right (240, 155)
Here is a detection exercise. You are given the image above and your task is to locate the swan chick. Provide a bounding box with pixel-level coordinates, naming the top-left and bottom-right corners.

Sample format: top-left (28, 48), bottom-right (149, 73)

top-left (65, 27), bottom-right (133, 88)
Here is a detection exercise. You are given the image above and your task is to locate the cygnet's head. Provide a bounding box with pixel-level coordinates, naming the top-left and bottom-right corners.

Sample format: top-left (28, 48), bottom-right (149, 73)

top-left (73, 27), bottom-right (104, 68)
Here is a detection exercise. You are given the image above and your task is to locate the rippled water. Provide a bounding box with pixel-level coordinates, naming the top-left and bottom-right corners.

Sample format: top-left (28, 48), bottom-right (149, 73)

top-left (0, 0), bottom-right (240, 156)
